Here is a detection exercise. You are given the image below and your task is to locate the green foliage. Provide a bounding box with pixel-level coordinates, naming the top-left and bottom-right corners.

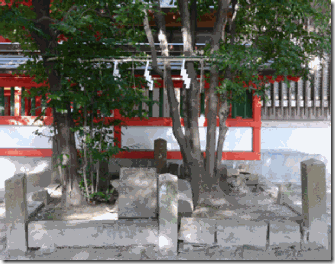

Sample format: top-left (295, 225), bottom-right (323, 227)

top-left (0, 0), bottom-right (156, 203)
top-left (206, 0), bottom-right (330, 106)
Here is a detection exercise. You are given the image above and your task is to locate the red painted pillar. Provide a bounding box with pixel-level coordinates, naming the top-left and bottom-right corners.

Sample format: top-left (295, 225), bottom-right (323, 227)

top-left (35, 95), bottom-right (42, 116)
top-left (15, 88), bottom-right (21, 116)
top-left (45, 93), bottom-right (52, 117)
top-left (114, 109), bottom-right (122, 148)
top-left (252, 92), bottom-right (262, 156)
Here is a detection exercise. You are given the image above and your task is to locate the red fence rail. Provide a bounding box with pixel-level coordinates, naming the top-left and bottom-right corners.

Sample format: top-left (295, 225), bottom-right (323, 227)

top-left (0, 73), bottom-right (262, 160)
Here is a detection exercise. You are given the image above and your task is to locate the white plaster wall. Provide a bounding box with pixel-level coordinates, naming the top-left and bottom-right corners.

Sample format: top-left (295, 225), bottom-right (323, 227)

top-left (0, 124), bottom-right (331, 194)
top-left (121, 127), bottom-right (253, 151)
top-left (0, 126), bottom-right (52, 148)
top-left (261, 127), bottom-right (331, 178)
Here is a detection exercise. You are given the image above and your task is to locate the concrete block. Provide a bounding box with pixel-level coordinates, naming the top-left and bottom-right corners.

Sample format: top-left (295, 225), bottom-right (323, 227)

top-left (227, 168), bottom-right (239, 177)
top-left (269, 220), bottom-right (300, 250)
top-left (31, 190), bottom-right (50, 206)
top-left (216, 219), bottom-right (267, 249)
top-left (178, 179), bottom-right (193, 214)
top-left (119, 168), bottom-right (157, 218)
top-left (28, 219), bottom-right (158, 248)
top-left (27, 201), bottom-right (44, 218)
top-left (301, 159), bottom-right (327, 226)
top-left (158, 173), bottom-right (178, 258)
top-left (179, 218), bottom-right (216, 244)
top-left (301, 159), bottom-right (328, 250)
top-left (302, 214), bottom-right (329, 250)
top-left (5, 173), bottom-right (28, 254)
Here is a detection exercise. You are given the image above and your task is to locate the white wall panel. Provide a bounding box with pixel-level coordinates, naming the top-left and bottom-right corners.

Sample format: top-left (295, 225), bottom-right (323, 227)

top-left (0, 126), bottom-right (52, 148)
top-left (121, 127), bottom-right (253, 151)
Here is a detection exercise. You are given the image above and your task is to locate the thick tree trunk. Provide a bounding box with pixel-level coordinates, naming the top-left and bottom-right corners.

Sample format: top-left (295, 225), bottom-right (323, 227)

top-left (30, 0), bottom-right (85, 208)
top-left (54, 108), bottom-right (85, 208)
top-left (51, 133), bottom-right (61, 184)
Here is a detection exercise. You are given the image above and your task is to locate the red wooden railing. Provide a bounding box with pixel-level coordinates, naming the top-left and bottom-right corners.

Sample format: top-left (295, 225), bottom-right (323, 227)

top-left (0, 73), bottom-right (262, 160)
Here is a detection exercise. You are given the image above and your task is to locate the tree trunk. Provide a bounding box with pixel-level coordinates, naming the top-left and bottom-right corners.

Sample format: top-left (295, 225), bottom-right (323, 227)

top-left (54, 108), bottom-right (85, 208)
top-left (30, 0), bottom-right (85, 208)
top-left (51, 133), bottom-right (61, 184)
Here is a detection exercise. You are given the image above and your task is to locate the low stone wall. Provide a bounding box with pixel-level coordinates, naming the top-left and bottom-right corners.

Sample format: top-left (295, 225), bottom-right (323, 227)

top-left (180, 158), bottom-right (330, 252)
top-left (28, 219), bottom-right (159, 248)
top-left (179, 217), bottom-right (324, 251)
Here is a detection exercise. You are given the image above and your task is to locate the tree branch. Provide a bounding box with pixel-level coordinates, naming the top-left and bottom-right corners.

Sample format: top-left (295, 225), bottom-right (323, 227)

top-left (142, 9), bottom-right (164, 78)
top-left (212, 0), bottom-right (229, 50)
top-left (148, 1), bottom-right (194, 163)
top-left (177, 0), bottom-right (202, 163)
top-left (190, 0), bottom-right (197, 51)
top-left (205, 0), bottom-right (230, 181)
top-left (229, 0), bottom-right (238, 46)
top-left (34, 16), bottom-right (58, 24)
top-left (63, 5), bottom-right (78, 22)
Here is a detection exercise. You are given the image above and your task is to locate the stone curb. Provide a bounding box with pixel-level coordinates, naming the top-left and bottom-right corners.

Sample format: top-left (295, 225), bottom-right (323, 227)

top-left (179, 217), bottom-right (330, 251)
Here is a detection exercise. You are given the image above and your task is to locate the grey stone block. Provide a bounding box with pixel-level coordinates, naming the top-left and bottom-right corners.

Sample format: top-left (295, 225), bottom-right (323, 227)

top-left (28, 219), bottom-right (158, 248)
top-left (227, 168), bottom-right (239, 177)
top-left (302, 214), bottom-right (329, 250)
top-left (301, 159), bottom-right (328, 250)
top-left (178, 179), bottom-right (193, 214)
top-left (31, 190), bottom-right (50, 206)
top-left (119, 168), bottom-right (157, 218)
top-left (179, 218), bottom-right (216, 244)
top-left (301, 159), bottom-right (327, 225)
top-left (5, 173), bottom-right (28, 254)
top-left (216, 219), bottom-right (267, 249)
top-left (27, 201), bottom-right (44, 218)
top-left (269, 220), bottom-right (300, 250)
top-left (158, 173), bottom-right (178, 258)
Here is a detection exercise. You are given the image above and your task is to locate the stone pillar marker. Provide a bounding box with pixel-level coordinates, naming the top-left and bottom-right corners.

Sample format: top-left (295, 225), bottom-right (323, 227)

top-left (158, 173), bottom-right (178, 259)
top-left (5, 173), bottom-right (28, 255)
top-left (154, 138), bottom-right (167, 174)
top-left (301, 158), bottom-right (328, 249)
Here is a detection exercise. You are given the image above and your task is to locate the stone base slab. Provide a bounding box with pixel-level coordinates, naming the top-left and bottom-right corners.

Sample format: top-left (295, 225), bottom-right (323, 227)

top-left (216, 219), bottom-right (267, 249)
top-left (269, 220), bottom-right (300, 250)
top-left (28, 219), bottom-right (158, 248)
top-left (179, 218), bottom-right (216, 244)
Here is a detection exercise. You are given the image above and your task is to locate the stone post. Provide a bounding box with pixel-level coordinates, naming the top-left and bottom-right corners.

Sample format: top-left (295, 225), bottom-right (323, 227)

top-left (301, 158), bottom-right (328, 249)
top-left (158, 173), bottom-right (178, 259)
top-left (5, 173), bottom-right (28, 255)
top-left (154, 138), bottom-right (167, 174)
top-left (276, 184), bottom-right (287, 205)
